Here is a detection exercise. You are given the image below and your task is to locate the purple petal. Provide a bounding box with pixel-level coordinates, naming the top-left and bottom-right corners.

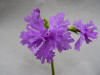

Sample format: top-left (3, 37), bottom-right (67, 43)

top-left (84, 34), bottom-right (92, 44)
top-left (75, 33), bottom-right (84, 50)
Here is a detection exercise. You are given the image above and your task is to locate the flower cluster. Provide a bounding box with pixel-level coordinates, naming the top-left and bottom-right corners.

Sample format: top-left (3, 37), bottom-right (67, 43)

top-left (20, 8), bottom-right (98, 64)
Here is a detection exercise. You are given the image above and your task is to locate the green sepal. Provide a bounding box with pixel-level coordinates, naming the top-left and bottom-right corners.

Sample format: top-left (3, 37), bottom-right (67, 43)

top-left (43, 18), bottom-right (49, 29)
top-left (68, 26), bottom-right (80, 34)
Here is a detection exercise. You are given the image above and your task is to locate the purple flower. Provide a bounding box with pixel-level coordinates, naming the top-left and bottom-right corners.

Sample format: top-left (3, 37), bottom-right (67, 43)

top-left (20, 8), bottom-right (74, 64)
top-left (20, 8), bottom-right (55, 64)
top-left (73, 20), bottom-right (98, 50)
top-left (49, 13), bottom-right (74, 52)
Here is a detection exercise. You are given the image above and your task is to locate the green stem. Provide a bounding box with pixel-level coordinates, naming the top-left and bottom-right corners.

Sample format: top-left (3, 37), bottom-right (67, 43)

top-left (51, 61), bottom-right (55, 75)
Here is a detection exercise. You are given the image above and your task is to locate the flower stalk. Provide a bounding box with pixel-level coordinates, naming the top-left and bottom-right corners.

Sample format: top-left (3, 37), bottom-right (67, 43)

top-left (51, 61), bottom-right (55, 75)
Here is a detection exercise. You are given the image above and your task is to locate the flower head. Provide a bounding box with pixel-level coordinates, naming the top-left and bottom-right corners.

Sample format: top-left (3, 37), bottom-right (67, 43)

top-left (73, 20), bottom-right (98, 50)
top-left (49, 13), bottom-right (74, 52)
top-left (20, 8), bottom-right (74, 64)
